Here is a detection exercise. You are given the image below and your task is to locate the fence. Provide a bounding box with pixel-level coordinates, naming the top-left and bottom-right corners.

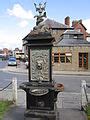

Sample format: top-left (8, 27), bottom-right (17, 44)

top-left (56, 80), bottom-right (90, 110)
top-left (0, 78), bottom-right (90, 109)
top-left (81, 80), bottom-right (90, 111)
top-left (0, 78), bottom-right (17, 104)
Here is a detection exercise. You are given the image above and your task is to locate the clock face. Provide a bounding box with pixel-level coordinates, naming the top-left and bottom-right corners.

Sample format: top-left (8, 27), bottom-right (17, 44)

top-left (30, 48), bottom-right (50, 81)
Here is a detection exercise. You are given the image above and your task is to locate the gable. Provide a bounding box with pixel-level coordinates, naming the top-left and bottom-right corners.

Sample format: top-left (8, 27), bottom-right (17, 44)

top-left (74, 23), bottom-right (86, 32)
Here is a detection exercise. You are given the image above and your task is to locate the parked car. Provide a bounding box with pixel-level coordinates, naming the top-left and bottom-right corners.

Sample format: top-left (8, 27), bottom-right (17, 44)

top-left (8, 57), bottom-right (17, 66)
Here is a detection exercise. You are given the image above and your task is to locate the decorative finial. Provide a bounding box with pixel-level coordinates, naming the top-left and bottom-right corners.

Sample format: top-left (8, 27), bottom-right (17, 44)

top-left (34, 2), bottom-right (47, 26)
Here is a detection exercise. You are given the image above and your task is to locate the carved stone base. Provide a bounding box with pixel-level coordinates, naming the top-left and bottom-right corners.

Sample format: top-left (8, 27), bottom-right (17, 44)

top-left (24, 117), bottom-right (55, 120)
top-left (24, 109), bottom-right (56, 120)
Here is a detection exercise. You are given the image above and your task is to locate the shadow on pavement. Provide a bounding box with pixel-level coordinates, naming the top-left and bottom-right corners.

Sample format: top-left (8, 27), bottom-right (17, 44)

top-left (3, 106), bottom-right (87, 120)
top-left (3, 106), bottom-right (25, 120)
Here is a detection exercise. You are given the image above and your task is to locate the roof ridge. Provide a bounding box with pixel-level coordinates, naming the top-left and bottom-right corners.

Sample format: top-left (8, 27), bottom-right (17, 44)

top-left (43, 18), bottom-right (71, 28)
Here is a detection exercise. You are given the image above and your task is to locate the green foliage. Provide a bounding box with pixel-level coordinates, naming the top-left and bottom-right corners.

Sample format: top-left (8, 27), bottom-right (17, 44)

top-left (87, 116), bottom-right (90, 120)
top-left (0, 100), bottom-right (13, 120)
top-left (86, 104), bottom-right (90, 116)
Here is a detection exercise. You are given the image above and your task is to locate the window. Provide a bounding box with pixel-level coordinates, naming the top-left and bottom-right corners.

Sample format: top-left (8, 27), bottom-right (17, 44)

top-left (79, 53), bottom-right (82, 67)
top-left (66, 53), bottom-right (72, 63)
top-left (54, 53), bottom-right (59, 63)
top-left (60, 53), bottom-right (72, 63)
top-left (63, 35), bottom-right (69, 39)
top-left (79, 53), bottom-right (88, 69)
top-left (77, 29), bottom-right (81, 32)
top-left (60, 53), bottom-right (65, 63)
top-left (52, 52), bottom-right (72, 63)
top-left (73, 35), bottom-right (78, 39)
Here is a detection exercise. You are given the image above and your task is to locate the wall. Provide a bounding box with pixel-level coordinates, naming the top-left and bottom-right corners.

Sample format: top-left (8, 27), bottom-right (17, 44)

top-left (72, 21), bottom-right (87, 40)
top-left (51, 29), bottom-right (65, 43)
top-left (52, 46), bottom-right (90, 71)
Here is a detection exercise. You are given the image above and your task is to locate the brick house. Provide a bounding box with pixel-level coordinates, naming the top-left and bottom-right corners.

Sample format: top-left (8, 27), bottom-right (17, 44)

top-left (64, 16), bottom-right (88, 40)
top-left (87, 33), bottom-right (90, 41)
top-left (43, 19), bottom-right (73, 44)
top-left (22, 18), bottom-right (73, 56)
top-left (72, 20), bottom-right (88, 40)
top-left (22, 18), bottom-right (90, 71)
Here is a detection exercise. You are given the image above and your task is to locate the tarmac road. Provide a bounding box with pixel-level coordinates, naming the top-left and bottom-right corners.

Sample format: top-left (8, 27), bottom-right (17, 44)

top-left (0, 61), bottom-right (28, 88)
top-left (1, 61), bottom-right (90, 93)
top-left (0, 61), bottom-right (88, 120)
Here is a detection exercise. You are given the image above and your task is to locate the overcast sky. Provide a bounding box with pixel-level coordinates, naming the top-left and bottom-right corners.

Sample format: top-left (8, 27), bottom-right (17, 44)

top-left (0, 0), bottom-right (90, 50)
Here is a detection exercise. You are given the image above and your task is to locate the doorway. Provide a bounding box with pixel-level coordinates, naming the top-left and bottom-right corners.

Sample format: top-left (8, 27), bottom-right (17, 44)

top-left (79, 53), bottom-right (88, 69)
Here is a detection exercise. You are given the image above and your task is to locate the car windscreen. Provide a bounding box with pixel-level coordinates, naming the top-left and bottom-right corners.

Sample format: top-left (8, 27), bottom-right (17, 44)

top-left (9, 59), bottom-right (16, 61)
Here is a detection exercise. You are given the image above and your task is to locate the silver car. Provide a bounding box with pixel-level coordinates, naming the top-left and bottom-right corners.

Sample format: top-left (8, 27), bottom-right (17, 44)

top-left (8, 57), bottom-right (17, 66)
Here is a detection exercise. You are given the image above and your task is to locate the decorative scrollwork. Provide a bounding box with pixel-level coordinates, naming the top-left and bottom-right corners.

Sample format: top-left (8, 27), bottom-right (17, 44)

top-left (30, 49), bottom-right (50, 81)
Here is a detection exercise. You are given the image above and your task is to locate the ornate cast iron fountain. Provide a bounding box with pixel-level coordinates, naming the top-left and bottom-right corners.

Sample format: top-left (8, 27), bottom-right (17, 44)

top-left (20, 2), bottom-right (60, 120)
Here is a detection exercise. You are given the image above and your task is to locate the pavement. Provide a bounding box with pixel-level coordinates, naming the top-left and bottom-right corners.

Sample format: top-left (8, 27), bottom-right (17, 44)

top-left (2, 91), bottom-right (88, 120)
top-left (2, 91), bottom-right (87, 120)
top-left (1, 63), bottom-right (89, 120)
top-left (3, 106), bottom-right (87, 120)
top-left (53, 71), bottom-right (90, 76)
top-left (1, 64), bottom-right (90, 76)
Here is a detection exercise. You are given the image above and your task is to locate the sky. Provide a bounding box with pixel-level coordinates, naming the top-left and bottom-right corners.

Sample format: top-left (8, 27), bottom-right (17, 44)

top-left (0, 0), bottom-right (90, 50)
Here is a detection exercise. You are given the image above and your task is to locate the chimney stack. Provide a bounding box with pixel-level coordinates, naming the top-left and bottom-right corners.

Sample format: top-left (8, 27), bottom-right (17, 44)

top-left (65, 16), bottom-right (70, 27)
top-left (79, 19), bottom-right (82, 24)
top-left (72, 20), bottom-right (77, 27)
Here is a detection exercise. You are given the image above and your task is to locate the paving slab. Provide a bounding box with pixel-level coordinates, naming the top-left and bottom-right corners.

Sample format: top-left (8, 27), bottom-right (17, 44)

top-left (57, 92), bottom-right (81, 109)
top-left (3, 106), bottom-right (25, 120)
top-left (58, 108), bottom-right (87, 120)
top-left (3, 106), bottom-right (87, 120)
top-left (1, 90), bottom-right (88, 120)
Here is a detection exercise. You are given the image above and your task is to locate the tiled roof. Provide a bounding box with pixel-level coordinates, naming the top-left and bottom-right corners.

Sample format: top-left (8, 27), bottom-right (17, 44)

top-left (43, 18), bottom-right (72, 29)
top-left (63, 30), bottom-right (83, 35)
top-left (56, 30), bottom-right (90, 46)
top-left (57, 38), bottom-right (89, 46)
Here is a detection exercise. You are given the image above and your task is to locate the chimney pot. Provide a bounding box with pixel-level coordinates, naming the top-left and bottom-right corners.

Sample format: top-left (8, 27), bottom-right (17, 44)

top-left (65, 16), bottom-right (70, 27)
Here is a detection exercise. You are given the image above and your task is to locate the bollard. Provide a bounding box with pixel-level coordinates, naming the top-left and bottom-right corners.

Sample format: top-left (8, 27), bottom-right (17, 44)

top-left (81, 80), bottom-right (88, 109)
top-left (12, 77), bottom-right (17, 105)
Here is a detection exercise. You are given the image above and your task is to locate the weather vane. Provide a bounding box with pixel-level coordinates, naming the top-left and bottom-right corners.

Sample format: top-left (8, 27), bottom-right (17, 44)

top-left (34, 2), bottom-right (47, 26)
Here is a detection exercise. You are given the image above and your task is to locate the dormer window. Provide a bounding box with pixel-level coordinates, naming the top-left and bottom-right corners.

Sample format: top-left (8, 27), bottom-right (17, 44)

top-left (62, 30), bottom-right (84, 40)
top-left (77, 29), bottom-right (81, 32)
top-left (63, 34), bottom-right (69, 39)
top-left (73, 35), bottom-right (78, 39)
